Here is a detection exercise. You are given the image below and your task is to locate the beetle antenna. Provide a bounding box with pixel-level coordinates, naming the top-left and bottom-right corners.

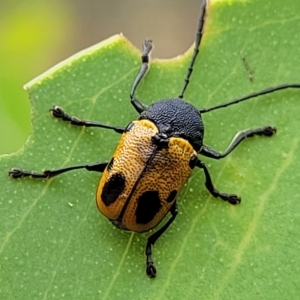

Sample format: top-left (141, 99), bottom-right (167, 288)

top-left (178, 0), bottom-right (207, 99)
top-left (199, 84), bottom-right (300, 113)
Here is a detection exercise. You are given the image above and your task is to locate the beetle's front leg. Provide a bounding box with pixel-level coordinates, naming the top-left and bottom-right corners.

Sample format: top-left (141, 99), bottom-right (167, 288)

top-left (50, 106), bottom-right (125, 133)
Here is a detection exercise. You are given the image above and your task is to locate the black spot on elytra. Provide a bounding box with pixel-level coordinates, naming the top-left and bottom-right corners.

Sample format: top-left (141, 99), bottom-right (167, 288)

top-left (135, 191), bottom-right (162, 224)
top-left (107, 157), bottom-right (114, 171)
top-left (101, 172), bottom-right (125, 206)
top-left (166, 190), bottom-right (177, 203)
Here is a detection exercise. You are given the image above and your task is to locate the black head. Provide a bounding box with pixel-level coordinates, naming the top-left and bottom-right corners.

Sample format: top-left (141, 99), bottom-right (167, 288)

top-left (139, 98), bottom-right (204, 152)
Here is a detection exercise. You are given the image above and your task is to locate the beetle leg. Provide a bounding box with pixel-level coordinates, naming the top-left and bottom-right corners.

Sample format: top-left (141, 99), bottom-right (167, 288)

top-left (50, 106), bottom-right (125, 134)
top-left (200, 126), bottom-right (276, 159)
top-left (8, 162), bottom-right (108, 179)
top-left (145, 202), bottom-right (178, 278)
top-left (130, 40), bottom-right (152, 113)
top-left (196, 160), bottom-right (241, 205)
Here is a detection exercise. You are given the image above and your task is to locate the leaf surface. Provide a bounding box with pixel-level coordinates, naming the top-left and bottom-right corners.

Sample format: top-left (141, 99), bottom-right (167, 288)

top-left (1, 0), bottom-right (300, 299)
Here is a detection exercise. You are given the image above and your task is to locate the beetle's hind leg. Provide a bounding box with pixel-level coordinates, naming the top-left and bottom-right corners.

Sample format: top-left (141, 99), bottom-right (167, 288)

top-left (9, 162), bottom-right (108, 179)
top-left (200, 126), bottom-right (276, 159)
top-left (50, 106), bottom-right (125, 134)
top-left (145, 202), bottom-right (178, 278)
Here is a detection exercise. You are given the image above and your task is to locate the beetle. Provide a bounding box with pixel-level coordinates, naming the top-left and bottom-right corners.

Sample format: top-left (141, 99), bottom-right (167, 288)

top-left (9, 0), bottom-right (300, 278)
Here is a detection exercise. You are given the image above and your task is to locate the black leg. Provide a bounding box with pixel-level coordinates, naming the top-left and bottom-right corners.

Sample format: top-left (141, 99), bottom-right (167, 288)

top-left (145, 202), bottom-right (178, 278)
top-left (200, 125), bottom-right (276, 159)
top-left (50, 106), bottom-right (125, 134)
top-left (8, 162), bottom-right (108, 179)
top-left (178, 0), bottom-right (207, 98)
top-left (196, 160), bottom-right (240, 205)
top-left (130, 40), bottom-right (152, 113)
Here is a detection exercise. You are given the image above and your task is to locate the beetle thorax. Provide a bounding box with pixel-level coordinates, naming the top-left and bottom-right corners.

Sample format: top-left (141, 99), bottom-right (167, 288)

top-left (139, 98), bottom-right (204, 152)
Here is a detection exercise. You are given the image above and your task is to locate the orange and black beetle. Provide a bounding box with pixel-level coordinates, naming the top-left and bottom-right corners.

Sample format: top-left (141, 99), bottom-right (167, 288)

top-left (9, 0), bottom-right (300, 278)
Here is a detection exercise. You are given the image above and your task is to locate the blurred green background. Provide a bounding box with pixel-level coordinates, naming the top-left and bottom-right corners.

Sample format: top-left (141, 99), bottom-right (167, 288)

top-left (0, 0), bottom-right (201, 155)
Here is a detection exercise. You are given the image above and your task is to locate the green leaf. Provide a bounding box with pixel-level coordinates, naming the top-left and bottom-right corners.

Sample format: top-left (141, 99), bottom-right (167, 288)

top-left (1, 0), bottom-right (300, 299)
top-left (0, 1), bottom-right (75, 155)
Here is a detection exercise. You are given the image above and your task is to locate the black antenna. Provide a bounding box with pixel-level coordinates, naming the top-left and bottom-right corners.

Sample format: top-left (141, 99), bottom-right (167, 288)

top-left (178, 0), bottom-right (207, 99)
top-left (199, 84), bottom-right (300, 113)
